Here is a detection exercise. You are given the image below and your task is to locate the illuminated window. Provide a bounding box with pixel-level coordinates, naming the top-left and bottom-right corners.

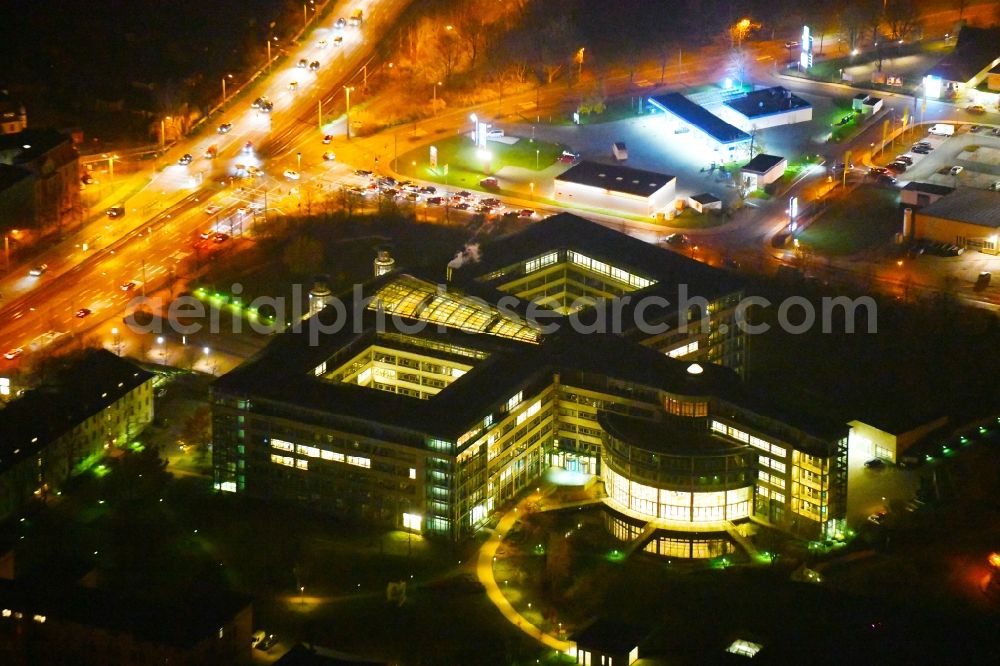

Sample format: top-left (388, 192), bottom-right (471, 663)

top-left (506, 391), bottom-right (523, 412)
top-left (33, 614), bottom-right (45, 624)
top-left (314, 361), bottom-right (327, 376)
top-left (666, 341), bottom-right (699, 358)
top-left (772, 492), bottom-right (785, 504)
top-left (296, 459), bottom-right (308, 470)
top-left (524, 252), bottom-right (558, 274)
top-left (321, 450), bottom-right (335, 460)
top-left (297, 445), bottom-right (320, 458)
top-left (270, 454), bottom-right (295, 467)
top-left (347, 455), bottom-right (370, 469)
top-left (1, 609), bottom-right (10, 618)
top-left (219, 481), bottom-right (237, 493)
top-left (409, 467), bottom-right (416, 479)
top-left (271, 438), bottom-right (294, 452)
top-left (402, 512), bottom-right (422, 531)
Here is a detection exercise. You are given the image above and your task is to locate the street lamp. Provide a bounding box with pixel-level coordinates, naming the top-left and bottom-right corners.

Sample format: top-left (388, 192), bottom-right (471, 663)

top-left (535, 148), bottom-right (540, 169)
top-left (221, 74), bottom-right (233, 106)
top-left (432, 81), bottom-right (442, 114)
top-left (344, 86), bottom-right (355, 139)
top-left (156, 336), bottom-right (166, 365)
top-left (575, 47), bottom-right (585, 78)
top-left (111, 327), bottom-right (122, 357)
top-left (297, 151), bottom-right (302, 172)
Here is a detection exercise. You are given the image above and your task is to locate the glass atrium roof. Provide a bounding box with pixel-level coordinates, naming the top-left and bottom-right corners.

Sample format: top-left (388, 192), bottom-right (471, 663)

top-left (368, 275), bottom-right (541, 343)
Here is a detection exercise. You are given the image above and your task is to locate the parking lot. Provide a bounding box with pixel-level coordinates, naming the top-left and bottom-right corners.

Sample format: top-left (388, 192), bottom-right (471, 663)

top-left (886, 124), bottom-right (1000, 191)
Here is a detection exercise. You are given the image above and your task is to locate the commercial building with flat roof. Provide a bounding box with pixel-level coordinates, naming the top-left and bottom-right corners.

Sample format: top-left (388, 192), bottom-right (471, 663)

top-left (900, 181), bottom-right (955, 208)
top-left (552, 161), bottom-right (676, 218)
top-left (739, 154), bottom-right (787, 191)
top-left (913, 189), bottom-right (1000, 254)
top-left (717, 86), bottom-right (812, 132)
top-left (923, 26), bottom-right (1000, 98)
top-left (212, 214), bottom-right (848, 548)
top-left (647, 93), bottom-right (750, 160)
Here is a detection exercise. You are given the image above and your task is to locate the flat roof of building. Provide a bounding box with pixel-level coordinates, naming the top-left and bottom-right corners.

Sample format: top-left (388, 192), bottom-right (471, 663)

top-left (690, 192), bottom-right (721, 204)
top-left (600, 412), bottom-right (751, 456)
top-left (902, 181), bottom-right (955, 196)
top-left (570, 618), bottom-right (648, 654)
top-left (647, 93), bottom-right (750, 145)
top-left (926, 26), bottom-right (1000, 83)
top-left (554, 160), bottom-right (675, 198)
top-left (724, 86), bottom-right (810, 119)
top-left (0, 578), bottom-right (251, 649)
top-left (741, 154), bottom-right (785, 174)
top-left (0, 128), bottom-right (73, 164)
top-left (0, 350), bottom-right (154, 473)
top-left (919, 189), bottom-right (1000, 228)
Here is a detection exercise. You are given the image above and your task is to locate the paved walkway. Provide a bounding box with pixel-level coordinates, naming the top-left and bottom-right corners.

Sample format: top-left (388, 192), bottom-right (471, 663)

top-left (476, 489), bottom-right (573, 654)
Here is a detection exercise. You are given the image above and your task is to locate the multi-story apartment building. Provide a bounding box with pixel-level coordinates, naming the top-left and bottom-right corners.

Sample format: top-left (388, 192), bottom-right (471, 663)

top-left (0, 350), bottom-right (155, 521)
top-left (0, 128), bottom-right (80, 233)
top-left (212, 214), bottom-right (847, 549)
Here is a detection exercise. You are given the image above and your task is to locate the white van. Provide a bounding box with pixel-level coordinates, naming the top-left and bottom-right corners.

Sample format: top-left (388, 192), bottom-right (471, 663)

top-left (928, 124), bottom-right (954, 136)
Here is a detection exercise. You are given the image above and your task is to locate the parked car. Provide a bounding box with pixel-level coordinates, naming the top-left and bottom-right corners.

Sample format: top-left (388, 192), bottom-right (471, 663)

top-left (868, 166), bottom-right (888, 176)
top-left (309, 60), bottom-right (320, 71)
top-left (177, 153), bottom-right (193, 166)
top-left (558, 151), bottom-right (579, 164)
top-left (886, 162), bottom-right (907, 173)
top-left (322, 134), bottom-right (333, 144)
top-left (911, 145), bottom-right (931, 154)
top-left (867, 511), bottom-right (888, 525)
top-left (4, 348), bottom-right (24, 360)
top-left (893, 155), bottom-right (913, 165)
top-left (297, 58), bottom-right (308, 68)
top-left (864, 458), bottom-right (885, 469)
top-left (81, 173), bottom-right (94, 185)
top-left (283, 169), bottom-right (300, 180)
top-left (106, 205), bottom-right (126, 218)
top-left (665, 233), bottom-right (690, 246)
top-left (75, 308), bottom-right (92, 318)
top-left (480, 176), bottom-right (498, 188)
top-left (322, 151), bottom-right (336, 161)
top-left (120, 281), bottom-right (137, 292)
top-left (333, 36), bottom-right (344, 47)
top-left (949, 165), bottom-right (963, 176)
top-left (875, 174), bottom-right (898, 186)
top-left (965, 104), bottom-right (986, 115)
top-left (518, 209), bottom-right (536, 218)
top-left (426, 196), bottom-right (443, 205)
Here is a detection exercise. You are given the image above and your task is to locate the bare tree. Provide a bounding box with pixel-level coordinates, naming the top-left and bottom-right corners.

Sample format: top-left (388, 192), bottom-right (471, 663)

top-left (839, 1), bottom-right (868, 52)
top-left (728, 48), bottom-right (749, 87)
top-left (885, 0), bottom-right (920, 41)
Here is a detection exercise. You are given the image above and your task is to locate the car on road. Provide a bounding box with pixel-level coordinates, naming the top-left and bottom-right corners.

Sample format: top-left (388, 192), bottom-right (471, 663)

top-left (120, 281), bottom-right (137, 292)
top-left (426, 196), bottom-right (443, 205)
top-left (309, 60), bottom-right (320, 71)
top-left (81, 173), bottom-right (94, 185)
top-left (217, 122), bottom-right (232, 134)
top-left (333, 36), bottom-right (344, 47)
top-left (204, 205), bottom-right (221, 215)
top-left (949, 165), bottom-right (963, 175)
top-left (322, 134), bottom-right (333, 144)
top-left (665, 233), bottom-right (690, 246)
top-left (893, 155), bottom-right (913, 165)
top-left (259, 100), bottom-right (273, 112)
top-left (106, 205), bottom-right (126, 218)
top-left (454, 202), bottom-right (471, 211)
top-left (911, 145), bottom-right (931, 154)
top-left (243, 141), bottom-right (253, 154)
top-left (335, 17), bottom-right (347, 28)
top-left (965, 104), bottom-right (986, 115)
top-left (867, 511), bottom-right (888, 525)
top-left (28, 264), bottom-right (48, 277)
top-left (75, 308), bottom-right (92, 318)
top-left (297, 58), bottom-right (308, 68)
top-left (968, 125), bottom-right (983, 133)
top-left (322, 151), bottom-right (336, 161)
top-left (990, 181), bottom-right (1000, 191)
top-left (519, 209), bottom-right (536, 218)
top-left (317, 39), bottom-right (328, 49)
top-left (868, 166), bottom-right (888, 176)
top-left (213, 233), bottom-right (230, 243)
top-left (247, 165), bottom-right (262, 178)
top-left (283, 169), bottom-right (300, 180)
top-left (480, 176), bottom-right (498, 188)
top-left (419, 186), bottom-right (436, 194)
top-left (558, 150), bottom-right (579, 164)
top-left (864, 458), bottom-right (885, 469)
top-left (177, 153), bottom-right (193, 166)
top-left (875, 174), bottom-right (898, 186)
top-left (251, 97), bottom-right (263, 108)
top-left (3, 348), bottom-right (23, 360)
top-left (288, 81), bottom-right (298, 91)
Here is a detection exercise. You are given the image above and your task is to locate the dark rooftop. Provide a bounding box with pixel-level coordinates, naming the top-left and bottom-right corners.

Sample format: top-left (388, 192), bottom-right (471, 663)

top-left (600, 412), bottom-right (751, 456)
top-left (648, 93), bottom-right (750, 145)
top-left (0, 163), bottom-right (31, 190)
top-left (0, 350), bottom-right (154, 472)
top-left (275, 644), bottom-right (387, 665)
top-left (0, 128), bottom-right (73, 165)
top-left (742, 154), bottom-right (786, 174)
top-left (926, 26), bottom-right (1000, 83)
top-left (690, 192), bottom-right (721, 205)
top-left (724, 86), bottom-right (811, 118)
top-left (451, 213), bottom-right (744, 301)
top-left (554, 160), bottom-right (675, 197)
top-left (0, 578), bottom-right (251, 649)
top-left (901, 181), bottom-right (955, 196)
top-left (919, 189), bottom-right (1000, 227)
top-left (570, 618), bottom-right (649, 655)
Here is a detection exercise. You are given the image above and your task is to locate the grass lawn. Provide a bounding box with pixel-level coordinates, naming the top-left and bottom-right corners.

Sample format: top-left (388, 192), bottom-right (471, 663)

top-left (797, 185), bottom-right (898, 255)
top-left (395, 134), bottom-right (565, 190)
top-left (669, 207), bottom-right (729, 229)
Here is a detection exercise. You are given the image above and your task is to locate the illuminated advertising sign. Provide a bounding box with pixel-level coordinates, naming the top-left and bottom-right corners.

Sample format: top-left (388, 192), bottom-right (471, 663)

top-left (800, 26), bottom-right (814, 70)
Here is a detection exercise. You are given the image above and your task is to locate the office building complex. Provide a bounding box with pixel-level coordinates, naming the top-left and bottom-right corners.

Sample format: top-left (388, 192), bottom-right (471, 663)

top-left (212, 214), bottom-right (847, 548)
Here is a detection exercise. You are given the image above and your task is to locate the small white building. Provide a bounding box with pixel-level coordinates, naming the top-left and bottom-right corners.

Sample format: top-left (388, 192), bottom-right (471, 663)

top-left (553, 161), bottom-right (676, 217)
top-left (739, 154), bottom-right (786, 191)
top-left (688, 192), bottom-right (722, 213)
top-left (716, 86), bottom-right (812, 132)
top-left (900, 182), bottom-right (955, 208)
